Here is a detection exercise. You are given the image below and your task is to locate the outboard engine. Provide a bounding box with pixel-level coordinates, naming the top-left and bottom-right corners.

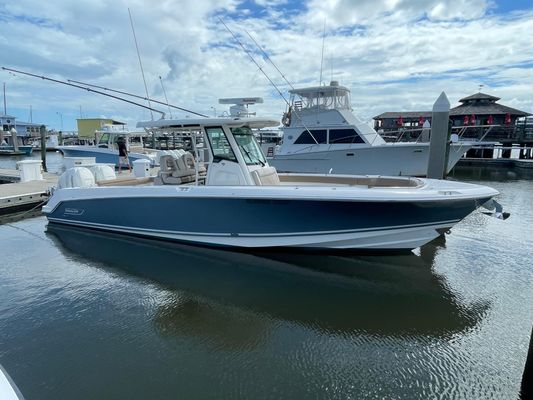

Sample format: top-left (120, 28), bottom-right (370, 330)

top-left (88, 164), bottom-right (116, 183)
top-left (58, 167), bottom-right (96, 189)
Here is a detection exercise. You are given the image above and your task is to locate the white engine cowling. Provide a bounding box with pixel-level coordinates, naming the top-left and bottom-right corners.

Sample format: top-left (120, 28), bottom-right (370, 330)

top-left (58, 167), bottom-right (96, 189)
top-left (88, 164), bottom-right (116, 182)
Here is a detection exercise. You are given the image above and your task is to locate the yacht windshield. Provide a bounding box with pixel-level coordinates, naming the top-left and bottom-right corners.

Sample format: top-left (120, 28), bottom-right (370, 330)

top-left (205, 127), bottom-right (238, 162)
top-left (231, 127), bottom-right (266, 166)
top-left (294, 89), bottom-right (351, 111)
top-left (97, 132), bottom-right (110, 147)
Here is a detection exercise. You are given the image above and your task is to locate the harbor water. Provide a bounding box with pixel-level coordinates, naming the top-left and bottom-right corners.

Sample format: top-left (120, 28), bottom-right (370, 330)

top-left (0, 155), bottom-right (532, 399)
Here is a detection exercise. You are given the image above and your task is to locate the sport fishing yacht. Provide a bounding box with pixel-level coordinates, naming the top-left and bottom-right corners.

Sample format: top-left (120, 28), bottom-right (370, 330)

top-left (43, 117), bottom-right (502, 250)
top-left (269, 81), bottom-right (473, 176)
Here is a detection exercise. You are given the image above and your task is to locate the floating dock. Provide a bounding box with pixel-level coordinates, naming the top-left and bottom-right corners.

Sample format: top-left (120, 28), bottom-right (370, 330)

top-left (457, 158), bottom-right (533, 169)
top-left (0, 168), bottom-right (56, 216)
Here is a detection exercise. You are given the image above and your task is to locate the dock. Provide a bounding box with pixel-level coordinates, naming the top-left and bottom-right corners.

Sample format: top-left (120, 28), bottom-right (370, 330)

top-left (457, 158), bottom-right (533, 169)
top-left (0, 168), bottom-right (57, 216)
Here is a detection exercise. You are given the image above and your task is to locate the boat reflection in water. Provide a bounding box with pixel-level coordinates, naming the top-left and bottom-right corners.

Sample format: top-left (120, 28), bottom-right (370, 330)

top-left (46, 224), bottom-right (488, 347)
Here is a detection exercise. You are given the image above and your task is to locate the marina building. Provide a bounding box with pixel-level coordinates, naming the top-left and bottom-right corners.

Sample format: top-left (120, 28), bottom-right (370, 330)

top-left (0, 114), bottom-right (44, 145)
top-left (373, 92), bottom-right (531, 145)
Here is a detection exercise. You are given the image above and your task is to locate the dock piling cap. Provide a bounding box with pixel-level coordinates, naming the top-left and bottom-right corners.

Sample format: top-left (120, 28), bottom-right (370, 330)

top-left (432, 91), bottom-right (450, 113)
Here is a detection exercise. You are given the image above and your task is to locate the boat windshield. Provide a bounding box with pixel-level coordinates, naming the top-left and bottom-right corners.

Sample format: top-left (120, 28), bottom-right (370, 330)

top-left (205, 126), bottom-right (238, 162)
top-left (231, 127), bottom-right (266, 166)
top-left (97, 132), bottom-right (110, 146)
top-left (294, 89), bottom-right (351, 111)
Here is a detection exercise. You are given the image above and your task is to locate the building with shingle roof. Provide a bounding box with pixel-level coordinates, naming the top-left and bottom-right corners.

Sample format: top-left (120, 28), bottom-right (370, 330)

top-left (372, 92), bottom-right (531, 143)
top-left (449, 92), bottom-right (529, 120)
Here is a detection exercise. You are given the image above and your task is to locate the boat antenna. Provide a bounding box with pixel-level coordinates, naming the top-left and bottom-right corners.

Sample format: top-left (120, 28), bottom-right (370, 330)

top-left (67, 78), bottom-right (208, 117)
top-left (128, 8), bottom-right (153, 120)
top-left (219, 18), bottom-right (320, 145)
top-left (319, 19), bottom-right (326, 86)
top-left (244, 29), bottom-right (294, 90)
top-left (1, 66), bottom-right (166, 117)
top-left (159, 75), bottom-right (173, 119)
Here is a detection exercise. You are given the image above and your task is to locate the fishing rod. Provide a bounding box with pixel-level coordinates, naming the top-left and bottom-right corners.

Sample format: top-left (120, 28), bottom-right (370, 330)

top-left (245, 29), bottom-right (294, 91)
top-left (1, 66), bottom-right (166, 118)
top-left (219, 18), bottom-right (289, 106)
top-left (219, 18), bottom-right (319, 144)
top-left (67, 78), bottom-right (208, 118)
top-left (159, 75), bottom-right (173, 119)
top-left (128, 8), bottom-right (153, 120)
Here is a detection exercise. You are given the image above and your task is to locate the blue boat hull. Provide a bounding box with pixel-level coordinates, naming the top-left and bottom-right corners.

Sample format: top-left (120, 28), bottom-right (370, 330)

top-left (1, 145), bottom-right (33, 155)
top-left (44, 195), bottom-right (490, 250)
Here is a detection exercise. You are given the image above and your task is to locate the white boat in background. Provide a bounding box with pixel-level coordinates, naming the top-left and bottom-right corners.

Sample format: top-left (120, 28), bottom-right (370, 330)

top-left (43, 117), bottom-right (503, 251)
top-left (269, 81), bottom-right (474, 176)
top-left (57, 124), bottom-right (157, 167)
top-left (30, 133), bottom-right (59, 151)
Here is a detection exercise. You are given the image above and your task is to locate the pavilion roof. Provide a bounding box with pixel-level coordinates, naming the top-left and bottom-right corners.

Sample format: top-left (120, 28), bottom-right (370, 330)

top-left (459, 92), bottom-right (501, 103)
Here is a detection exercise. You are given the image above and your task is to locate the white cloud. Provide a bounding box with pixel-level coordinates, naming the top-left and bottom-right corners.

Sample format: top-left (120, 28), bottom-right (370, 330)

top-left (299, 0), bottom-right (493, 30)
top-left (0, 0), bottom-right (532, 131)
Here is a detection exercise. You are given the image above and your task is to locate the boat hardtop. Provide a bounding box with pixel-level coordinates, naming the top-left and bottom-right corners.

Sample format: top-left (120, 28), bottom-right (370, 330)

top-left (136, 116), bottom-right (280, 130)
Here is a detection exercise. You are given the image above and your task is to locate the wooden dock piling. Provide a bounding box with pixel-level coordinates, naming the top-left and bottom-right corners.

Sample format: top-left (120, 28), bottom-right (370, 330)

top-left (40, 125), bottom-right (47, 172)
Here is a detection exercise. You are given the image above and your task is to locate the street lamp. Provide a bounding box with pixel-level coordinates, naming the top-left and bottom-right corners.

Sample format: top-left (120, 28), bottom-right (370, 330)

top-left (210, 106), bottom-right (217, 117)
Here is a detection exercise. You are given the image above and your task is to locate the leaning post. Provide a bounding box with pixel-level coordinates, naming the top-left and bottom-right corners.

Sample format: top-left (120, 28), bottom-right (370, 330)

top-left (40, 125), bottom-right (47, 172)
top-left (427, 92), bottom-right (451, 179)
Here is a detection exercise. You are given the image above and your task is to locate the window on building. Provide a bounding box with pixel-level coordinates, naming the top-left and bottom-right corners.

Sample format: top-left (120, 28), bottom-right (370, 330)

top-left (328, 129), bottom-right (365, 144)
top-left (294, 129), bottom-right (327, 144)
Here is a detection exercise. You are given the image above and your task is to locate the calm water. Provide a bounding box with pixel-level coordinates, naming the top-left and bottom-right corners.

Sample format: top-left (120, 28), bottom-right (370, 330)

top-left (0, 166), bottom-right (532, 399)
top-left (0, 151), bottom-right (65, 174)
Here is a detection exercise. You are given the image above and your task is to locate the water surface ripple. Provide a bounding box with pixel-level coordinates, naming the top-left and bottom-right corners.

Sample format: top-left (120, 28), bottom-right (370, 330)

top-left (0, 167), bottom-right (532, 399)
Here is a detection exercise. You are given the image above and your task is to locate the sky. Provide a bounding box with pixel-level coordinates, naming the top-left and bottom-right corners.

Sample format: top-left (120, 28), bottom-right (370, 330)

top-left (1, 0), bottom-right (532, 131)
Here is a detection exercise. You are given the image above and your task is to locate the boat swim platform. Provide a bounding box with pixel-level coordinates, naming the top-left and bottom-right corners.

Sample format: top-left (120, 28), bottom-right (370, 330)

top-left (0, 168), bottom-right (158, 219)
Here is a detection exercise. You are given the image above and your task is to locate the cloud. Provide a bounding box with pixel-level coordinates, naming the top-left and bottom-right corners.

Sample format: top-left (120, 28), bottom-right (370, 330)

top-left (0, 0), bottom-right (532, 131)
top-left (300, 0), bottom-right (493, 29)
